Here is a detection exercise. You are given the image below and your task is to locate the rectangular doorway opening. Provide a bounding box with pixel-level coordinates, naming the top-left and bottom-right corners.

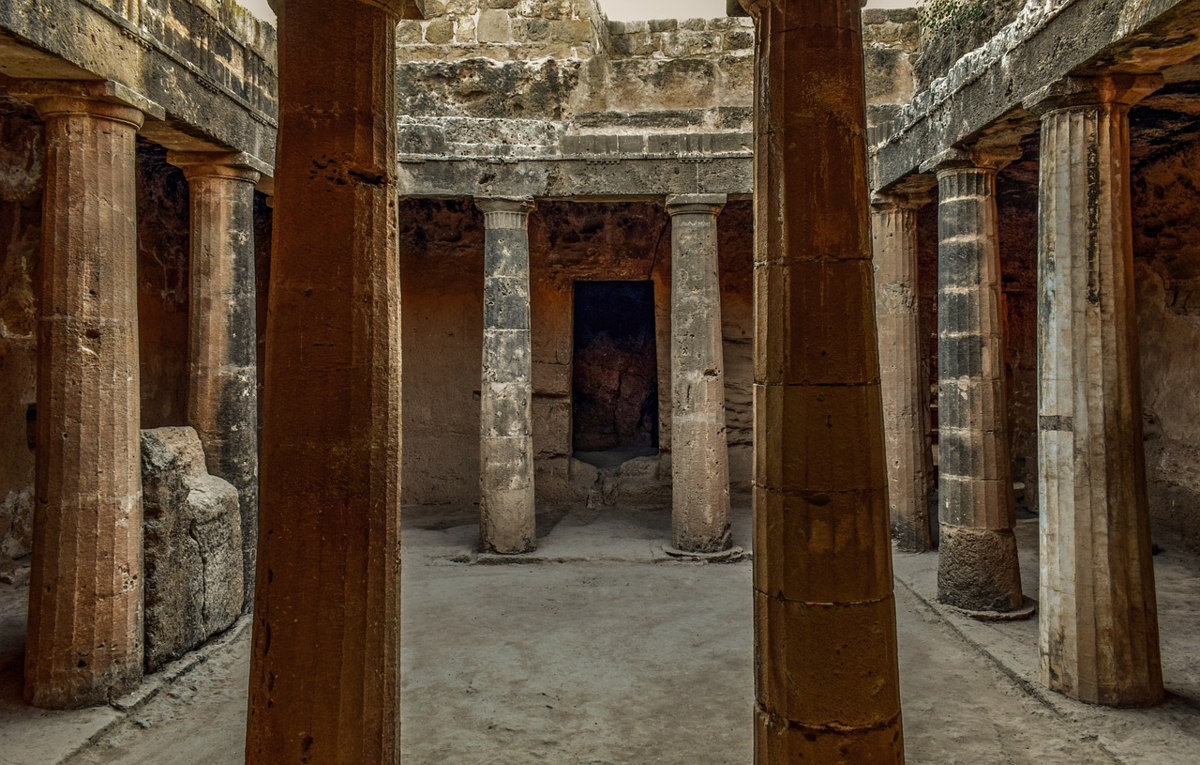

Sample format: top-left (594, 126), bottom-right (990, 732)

top-left (572, 281), bottom-right (659, 467)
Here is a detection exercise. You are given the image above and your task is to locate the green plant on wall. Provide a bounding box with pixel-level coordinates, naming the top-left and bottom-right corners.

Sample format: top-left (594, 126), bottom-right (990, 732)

top-left (918, 0), bottom-right (990, 33)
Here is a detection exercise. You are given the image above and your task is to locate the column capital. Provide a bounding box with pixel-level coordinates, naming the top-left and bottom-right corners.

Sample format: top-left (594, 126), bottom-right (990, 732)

top-left (168, 151), bottom-right (266, 185)
top-left (922, 145), bottom-right (1019, 175)
top-left (871, 189), bottom-right (933, 212)
top-left (9, 79), bottom-right (162, 128)
top-left (665, 193), bottom-right (727, 216)
top-left (1023, 74), bottom-right (1165, 116)
top-left (737, 0), bottom-right (867, 17)
top-left (477, 198), bottom-right (536, 227)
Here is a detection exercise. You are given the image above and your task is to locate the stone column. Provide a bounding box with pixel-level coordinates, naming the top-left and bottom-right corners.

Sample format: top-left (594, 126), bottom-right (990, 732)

top-left (872, 192), bottom-right (934, 553)
top-left (1032, 75), bottom-right (1163, 706)
top-left (666, 194), bottom-right (732, 554)
top-left (169, 151), bottom-right (261, 610)
top-left (744, 1), bottom-right (905, 762)
top-left (247, 0), bottom-right (404, 761)
top-left (933, 151), bottom-right (1025, 614)
top-left (477, 198), bottom-right (536, 555)
top-left (19, 84), bottom-right (145, 709)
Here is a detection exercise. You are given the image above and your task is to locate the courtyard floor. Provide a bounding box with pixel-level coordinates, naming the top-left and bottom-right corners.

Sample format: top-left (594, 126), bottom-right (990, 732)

top-left (2, 503), bottom-right (1200, 764)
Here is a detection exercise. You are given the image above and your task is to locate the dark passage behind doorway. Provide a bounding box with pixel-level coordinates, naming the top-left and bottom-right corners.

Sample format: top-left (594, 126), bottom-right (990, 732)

top-left (572, 281), bottom-right (659, 454)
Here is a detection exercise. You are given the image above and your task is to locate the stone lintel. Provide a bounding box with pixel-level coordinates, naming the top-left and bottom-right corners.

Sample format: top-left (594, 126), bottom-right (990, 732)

top-left (665, 193), bottom-right (727, 216)
top-left (269, 0), bottom-right (420, 15)
top-left (1023, 74), bottom-right (1165, 115)
top-left (168, 151), bottom-right (267, 183)
top-left (10, 79), bottom-right (159, 126)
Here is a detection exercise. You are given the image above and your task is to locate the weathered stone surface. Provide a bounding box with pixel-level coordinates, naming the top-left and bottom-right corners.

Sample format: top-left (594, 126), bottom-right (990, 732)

top-left (934, 159), bottom-right (1024, 614)
top-left (22, 87), bottom-right (145, 710)
top-left (667, 194), bottom-right (731, 553)
top-left (141, 427), bottom-right (243, 673)
top-left (247, 0), bottom-right (403, 761)
top-left (1036, 80), bottom-right (1163, 707)
top-left (478, 198), bottom-right (537, 554)
top-left (872, 194), bottom-right (934, 553)
top-left (170, 151), bottom-right (262, 611)
top-left (747, 1), bottom-right (904, 761)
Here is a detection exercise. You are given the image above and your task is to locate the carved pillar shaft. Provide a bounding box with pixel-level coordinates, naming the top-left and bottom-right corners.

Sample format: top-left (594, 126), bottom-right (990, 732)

top-left (477, 198), bottom-right (536, 555)
top-left (934, 161), bottom-right (1024, 613)
top-left (170, 152), bottom-right (261, 610)
top-left (872, 196), bottom-right (934, 553)
top-left (746, 1), bottom-right (904, 761)
top-left (1035, 77), bottom-right (1163, 706)
top-left (247, 0), bottom-right (404, 760)
top-left (667, 194), bottom-right (731, 554)
top-left (23, 91), bottom-right (146, 709)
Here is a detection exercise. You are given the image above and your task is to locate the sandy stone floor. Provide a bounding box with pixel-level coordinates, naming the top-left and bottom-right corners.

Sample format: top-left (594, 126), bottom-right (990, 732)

top-left (2, 504), bottom-right (1200, 764)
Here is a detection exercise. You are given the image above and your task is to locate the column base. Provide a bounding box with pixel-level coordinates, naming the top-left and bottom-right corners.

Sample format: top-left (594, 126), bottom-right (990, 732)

top-left (937, 525), bottom-right (1024, 613)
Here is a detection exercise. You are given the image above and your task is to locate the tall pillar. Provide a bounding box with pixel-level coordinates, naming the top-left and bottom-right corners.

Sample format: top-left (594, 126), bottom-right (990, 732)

top-left (1033, 75), bottom-right (1163, 706)
top-left (246, 0), bottom-right (404, 761)
top-left (19, 84), bottom-right (145, 709)
top-left (169, 152), bottom-right (261, 610)
top-left (933, 151), bottom-right (1025, 614)
top-left (477, 198), bottom-right (536, 555)
top-left (872, 192), bottom-right (934, 553)
top-left (666, 194), bottom-right (732, 554)
top-left (743, 1), bottom-right (905, 762)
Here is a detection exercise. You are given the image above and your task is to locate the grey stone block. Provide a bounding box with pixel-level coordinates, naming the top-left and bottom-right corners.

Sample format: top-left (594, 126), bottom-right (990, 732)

top-left (142, 427), bottom-right (244, 673)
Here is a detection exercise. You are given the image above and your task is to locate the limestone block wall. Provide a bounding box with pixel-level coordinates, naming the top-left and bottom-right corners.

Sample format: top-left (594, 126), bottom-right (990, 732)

top-left (399, 198), bottom-right (754, 508)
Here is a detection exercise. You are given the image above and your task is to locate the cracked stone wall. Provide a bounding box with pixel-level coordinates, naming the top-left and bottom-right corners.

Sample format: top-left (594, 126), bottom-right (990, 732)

top-left (400, 198), bottom-right (753, 508)
top-left (1132, 137), bottom-right (1200, 550)
top-left (0, 99), bottom-right (41, 576)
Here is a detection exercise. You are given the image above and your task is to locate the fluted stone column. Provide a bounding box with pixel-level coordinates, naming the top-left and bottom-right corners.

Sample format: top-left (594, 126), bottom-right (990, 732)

top-left (933, 152), bottom-right (1025, 614)
top-left (743, 1), bottom-right (905, 761)
top-left (20, 85), bottom-right (145, 709)
top-left (872, 193), bottom-right (934, 553)
top-left (666, 194), bottom-right (732, 554)
top-left (169, 152), bottom-right (261, 610)
top-left (247, 0), bottom-right (404, 761)
top-left (477, 198), bottom-right (536, 555)
top-left (1033, 75), bottom-right (1164, 707)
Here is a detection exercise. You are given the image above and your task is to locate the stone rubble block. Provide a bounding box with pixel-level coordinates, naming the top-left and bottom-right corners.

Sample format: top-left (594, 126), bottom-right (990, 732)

top-left (141, 427), bottom-right (244, 673)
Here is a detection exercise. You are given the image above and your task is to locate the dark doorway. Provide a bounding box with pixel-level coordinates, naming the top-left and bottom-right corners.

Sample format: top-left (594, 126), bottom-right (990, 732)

top-left (572, 281), bottom-right (660, 460)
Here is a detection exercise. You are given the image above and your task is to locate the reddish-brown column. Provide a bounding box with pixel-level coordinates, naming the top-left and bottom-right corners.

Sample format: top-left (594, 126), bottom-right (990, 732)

top-left (1033, 75), bottom-right (1163, 706)
top-left (20, 86), bottom-right (146, 709)
top-left (872, 193), bottom-right (934, 553)
top-left (169, 152), bottom-right (262, 610)
top-left (246, 0), bottom-right (403, 761)
top-left (744, 1), bottom-right (905, 762)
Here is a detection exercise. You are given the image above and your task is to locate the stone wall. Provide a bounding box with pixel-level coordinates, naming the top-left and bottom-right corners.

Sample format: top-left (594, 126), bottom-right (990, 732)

top-left (0, 100), bottom-right (41, 575)
top-left (400, 198), bottom-right (754, 508)
top-left (137, 143), bottom-right (191, 430)
top-left (1132, 137), bottom-right (1200, 550)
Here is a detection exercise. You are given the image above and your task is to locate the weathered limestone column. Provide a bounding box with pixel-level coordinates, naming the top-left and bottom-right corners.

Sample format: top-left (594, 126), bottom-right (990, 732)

top-left (20, 84), bottom-right (145, 709)
top-left (169, 152), bottom-right (261, 610)
top-left (247, 0), bottom-right (404, 761)
top-left (872, 192), bottom-right (934, 553)
top-left (933, 151), bottom-right (1025, 613)
top-left (666, 194), bottom-right (732, 554)
top-left (477, 198), bottom-right (536, 555)
top-left (743, 1), bottom-right (905, 761)
top-left (1032, 75), bottom-right (1164, 706)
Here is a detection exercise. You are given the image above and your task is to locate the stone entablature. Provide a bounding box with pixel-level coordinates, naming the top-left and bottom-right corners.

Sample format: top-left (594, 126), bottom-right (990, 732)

top-left (869, 0), bottom-right (1200, 194)
top-left (0, 0), bottom-right (277, 175)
